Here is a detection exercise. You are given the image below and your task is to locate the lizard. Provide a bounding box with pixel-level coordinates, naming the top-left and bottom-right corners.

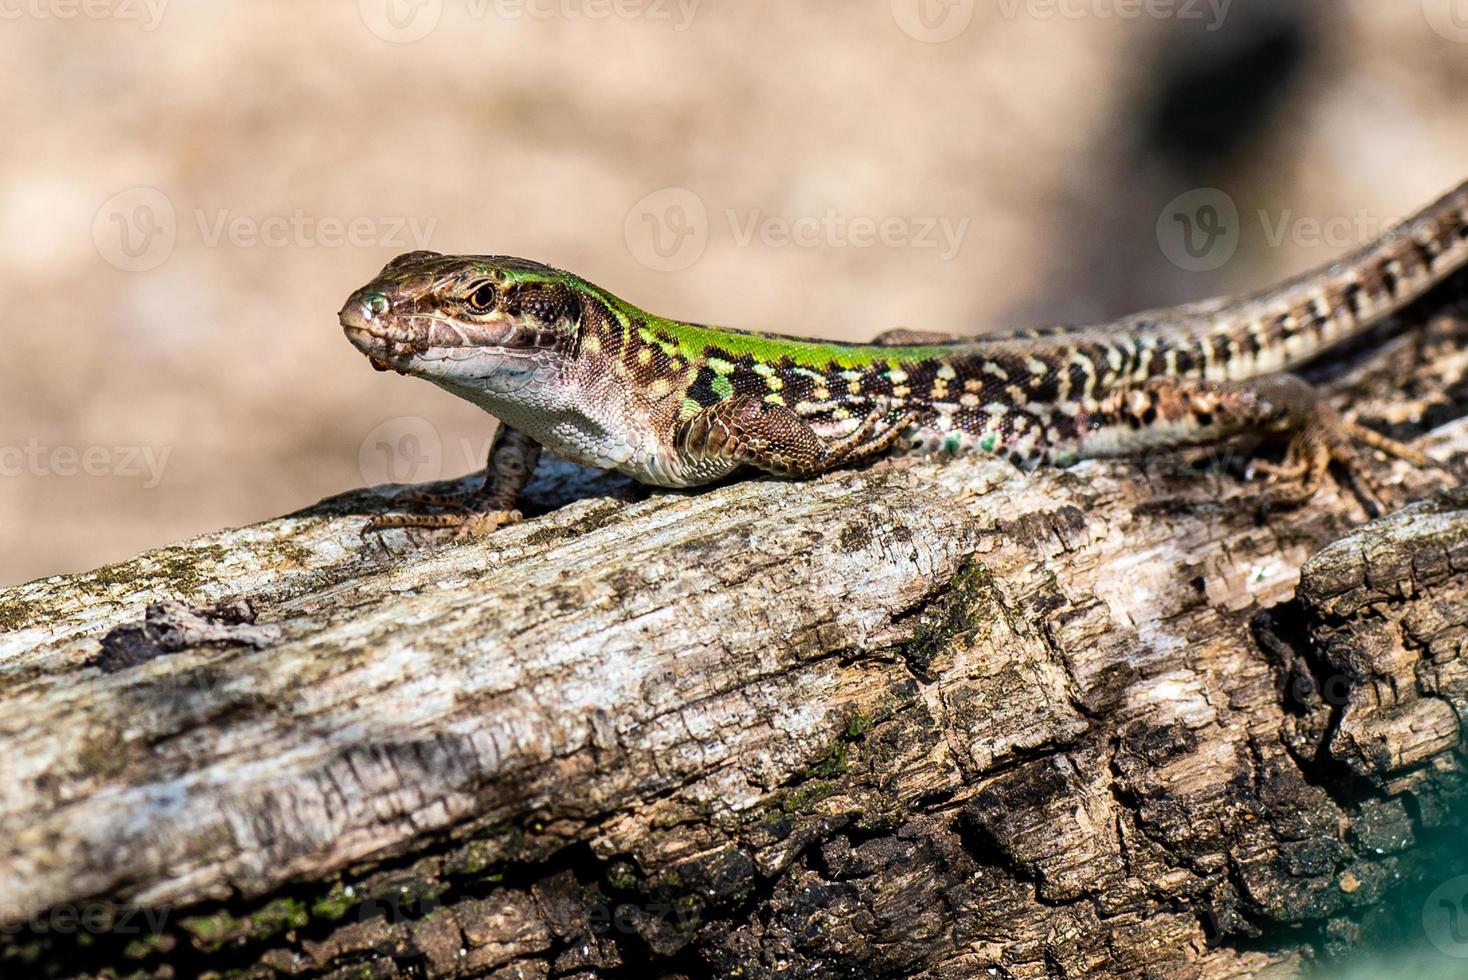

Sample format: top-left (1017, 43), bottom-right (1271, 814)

top-left (340, 179), bottom-right (1468, 538)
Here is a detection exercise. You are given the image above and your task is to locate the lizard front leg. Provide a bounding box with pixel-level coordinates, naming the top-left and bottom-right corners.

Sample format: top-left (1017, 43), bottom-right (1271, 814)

top-left (365, 424), bottom-right (542, 539)
top-left (675, 396), bottom-right (914, 478)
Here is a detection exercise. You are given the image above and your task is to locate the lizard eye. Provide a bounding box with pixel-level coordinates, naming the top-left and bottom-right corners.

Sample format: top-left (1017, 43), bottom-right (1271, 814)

top-left (465, 283), bottom-right (498, 314)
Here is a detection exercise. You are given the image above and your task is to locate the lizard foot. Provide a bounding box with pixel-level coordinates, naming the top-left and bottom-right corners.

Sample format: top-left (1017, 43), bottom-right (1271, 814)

top-left (1250, 401), bottom-right (1441, 518)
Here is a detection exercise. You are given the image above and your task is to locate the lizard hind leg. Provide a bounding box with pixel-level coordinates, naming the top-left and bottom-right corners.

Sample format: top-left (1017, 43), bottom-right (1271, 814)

top-left (1255, 399), bottom-right (1443, 517)
top-left (870, 328), bottom-right (960, 346)
top-left (1117, 372), bottom-right (1441, 517)
top-left (1096, 372), bottom-right (1443, 516)
top-left (1235, 374), bottom-right (1450, 517)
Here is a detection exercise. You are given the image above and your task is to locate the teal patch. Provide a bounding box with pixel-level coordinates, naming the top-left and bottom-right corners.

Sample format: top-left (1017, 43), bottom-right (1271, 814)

top-left (978, 433), bottom-right (999, 454)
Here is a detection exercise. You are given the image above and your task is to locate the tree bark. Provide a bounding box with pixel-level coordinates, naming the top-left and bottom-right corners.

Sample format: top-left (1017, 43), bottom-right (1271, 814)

top-left (3, 295), bottom-right (1468, 980)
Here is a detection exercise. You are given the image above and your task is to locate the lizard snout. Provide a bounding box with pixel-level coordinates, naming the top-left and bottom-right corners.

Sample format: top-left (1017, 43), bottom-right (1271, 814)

top-left (339, 290), bottom-right (392, 332)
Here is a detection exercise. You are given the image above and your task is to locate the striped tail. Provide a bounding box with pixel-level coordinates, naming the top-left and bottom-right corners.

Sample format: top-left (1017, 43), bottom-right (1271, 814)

top-left (1107, 179), bottom-right (1468, 383)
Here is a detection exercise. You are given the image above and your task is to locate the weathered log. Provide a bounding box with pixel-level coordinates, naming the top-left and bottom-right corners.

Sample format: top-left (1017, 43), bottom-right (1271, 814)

top-left (3, 296), bottom-right (1468, 979)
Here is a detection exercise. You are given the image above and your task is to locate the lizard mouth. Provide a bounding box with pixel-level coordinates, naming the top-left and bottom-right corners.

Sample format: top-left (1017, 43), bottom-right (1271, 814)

top-left (341, 324), bottom-right (421, 374)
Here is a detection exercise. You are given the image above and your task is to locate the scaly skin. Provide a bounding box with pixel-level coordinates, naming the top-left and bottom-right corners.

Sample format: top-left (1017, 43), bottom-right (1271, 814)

top-left (341, 180), bottom-right (1468, 534)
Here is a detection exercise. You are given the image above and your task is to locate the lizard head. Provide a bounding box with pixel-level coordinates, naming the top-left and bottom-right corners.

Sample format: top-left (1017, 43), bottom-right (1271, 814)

top-left (339, 251), bottom-right (583, 395)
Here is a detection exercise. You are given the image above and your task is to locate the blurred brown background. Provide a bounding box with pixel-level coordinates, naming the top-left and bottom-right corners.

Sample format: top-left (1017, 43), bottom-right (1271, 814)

top-left (2, 0), bottom-right (1466, 586)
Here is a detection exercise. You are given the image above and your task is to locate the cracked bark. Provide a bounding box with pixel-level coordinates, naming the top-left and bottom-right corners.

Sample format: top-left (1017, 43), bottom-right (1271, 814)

top-left (3, 290), bottom-right (1468, 980)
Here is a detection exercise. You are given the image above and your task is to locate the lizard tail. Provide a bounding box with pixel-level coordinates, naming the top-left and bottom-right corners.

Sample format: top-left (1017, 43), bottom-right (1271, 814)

top-left (1194, 178), bottom-right (1468, 381)
top-left (1048, 179), bottom-right (1468, 383)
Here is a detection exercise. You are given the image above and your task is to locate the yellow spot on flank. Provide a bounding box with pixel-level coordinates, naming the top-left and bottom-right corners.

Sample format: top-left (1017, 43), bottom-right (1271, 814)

top-left (963, 379), bottom-right (984, 393)
top-left (668, 358), bottom-right (683, 372)
top-left (832, 407), bottom-right (852, 420)
top-left (637, 348), bottom-right (653, 366)
top-left (708, 357), bottom-right (735, 374)
top-left (892, 385), bottom-right (910, 399)
top-left (583, 334), bottom-right (602, 354)
top-left (764, 392), bottom-right (786, 405)
top-left (765, 374), bottom-right (784, 391)
top-left (960, 393), bottom-right (980, 408)
top-left (847, 379), bottom-right (863, 396)
top-left (648, 379), bottom-right (672, 399)
top-left (753, 362), bottom-right (775, 377)
top-left (936, 363), bottom-right (956, 381)
top-left (1026, 357), bottom-right (1047, 376)
top-left (813, 386), bottom-right (831, 401)
top-left (888, 368), bottom-right (909, 384)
